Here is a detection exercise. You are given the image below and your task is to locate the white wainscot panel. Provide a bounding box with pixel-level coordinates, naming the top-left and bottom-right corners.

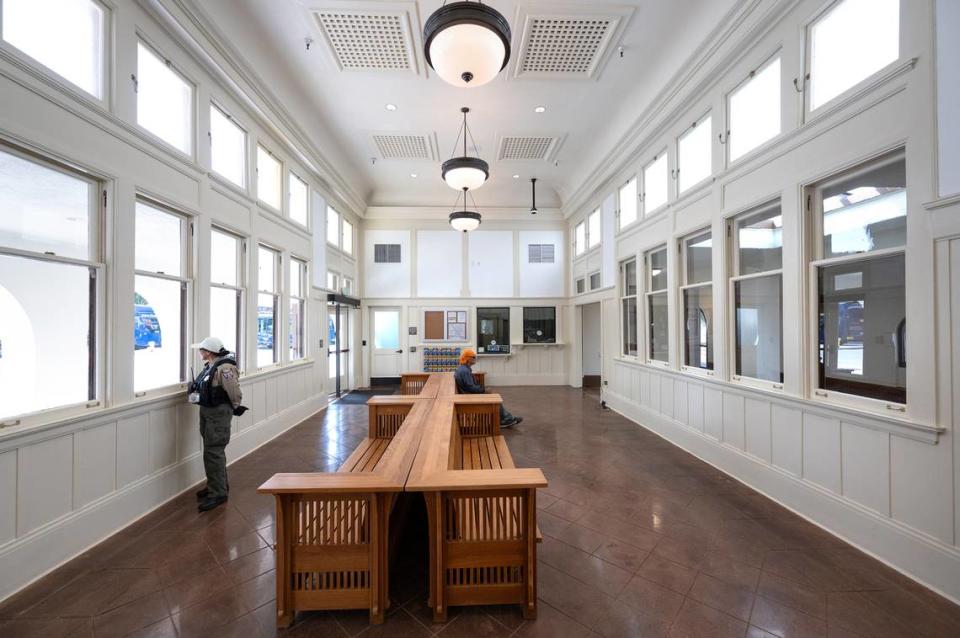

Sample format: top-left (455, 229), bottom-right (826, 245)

top-left (469, 231), bottom-right (514, 297)
top-left (17, 434), bottom-right (73, 536)
top-left (648, 374), bottom-right (661, 413)
top-left (890, 435), bottom-right (954, 544)
top-left (840, 423), bottom-right (890, 516)
top-left (0, 450), bottom-right (16, 543)
top-left (275, 373), bottom-right (289, 413)
top-left (660, 377), bottom-right (674, 419)
top-left (744, 398), bottom-right (772, 463)
top-left (264, 376), bottom-right (278, 420)
top-left (687, 382), bottom-right (704, 432)
top-left (703, 387), bottom-right (723, 440)
top-left (148, 406), bottom-right (179, 472)
top-left (250, 380), bottom-right (266, 426)
top-left (117, 413), bottom-right (149, 487)
top-left (674, 379), bottom-right (688, 426)
top-left (74, 422), bottom-right (117, 508)
top-left (629, 368), bottom-right (640, 403)
top-left (771, 404), bottom-right (802, 476)
top-left (639, 369), bottom-right (650, 406)
top-left (722, 393), bottom-right (745, 450)
top-left (802, 413), bottom-right (841, 494)
top-left (178, 403), bottom-right (200, 460)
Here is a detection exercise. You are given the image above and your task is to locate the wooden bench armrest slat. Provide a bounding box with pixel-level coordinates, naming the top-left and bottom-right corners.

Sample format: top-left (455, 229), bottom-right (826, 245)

top-left (258, 473), bottom-right (401, 494)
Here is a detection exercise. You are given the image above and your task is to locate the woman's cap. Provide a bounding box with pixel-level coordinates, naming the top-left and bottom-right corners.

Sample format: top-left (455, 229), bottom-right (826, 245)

top-left (192, 336), bottom-right (225, 353)
top-left (459, 348), bottom-right (477, 364)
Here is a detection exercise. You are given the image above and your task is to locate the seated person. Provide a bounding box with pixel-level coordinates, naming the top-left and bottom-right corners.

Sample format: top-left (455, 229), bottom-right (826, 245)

top-left (454, 349), bottom-right (523, 428)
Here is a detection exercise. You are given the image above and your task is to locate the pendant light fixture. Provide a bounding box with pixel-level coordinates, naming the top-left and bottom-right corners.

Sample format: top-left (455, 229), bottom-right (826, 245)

top-left (423, 1), bottom-right (511, 88)
top-left (449, 187), bottom-right (482, 232)
top-left (442, 107), bottom-right (489, 191)
top-left (529, 177), bottom-right (538, 215)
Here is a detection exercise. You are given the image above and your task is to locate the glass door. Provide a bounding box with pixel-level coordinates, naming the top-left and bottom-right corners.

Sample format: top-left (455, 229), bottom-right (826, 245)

top-left (327, 304), bottom-right (351, 396)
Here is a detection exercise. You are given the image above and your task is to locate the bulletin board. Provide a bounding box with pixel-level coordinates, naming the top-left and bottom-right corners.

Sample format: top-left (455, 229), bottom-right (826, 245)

top-left (421, 307), bottom-right (469, 342)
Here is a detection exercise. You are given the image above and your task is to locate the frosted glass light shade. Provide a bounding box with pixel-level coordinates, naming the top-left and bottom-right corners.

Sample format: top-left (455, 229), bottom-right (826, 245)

top-left (449, 210), bottom-right (481, 232)
top-left (424, 2), bottom-right (511, 88)
top-left (442, 157), bottom-right (489, 191)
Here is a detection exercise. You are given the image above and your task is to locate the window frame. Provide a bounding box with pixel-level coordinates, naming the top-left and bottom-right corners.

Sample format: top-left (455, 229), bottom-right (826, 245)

top-left (805, 149), bottom-right (907, 413)
top-left (588, 270), bottom-right (601, 291)
top-left (725, 51), bottom-right (782, 165)
top-left (476, 306), bottom-right (511, 354)
top-left (288, 255), bottom-right (308, 362)
top-left (342, 217), bottom-right (354, 255)
top-left (620, 257), bottom-right (639, 358)
top-left (0, 0), bottom-right (110, 104)
top-left (727, 201), bottom-right (785, 391)
top-left (676, 111), bottom-right (713, 195)
top-left (326, 270), bottom-right (339, 292)
top-left (327, 206), bottom-right (341, 249)
top-left (522, 306), bottom-right (557, 344)
top-left (209, 226), bottom-right (245, 371)
top-left (256, 244), bottom-right (281, 369)
top-left (642, 150), bottom-right (669, 217)
top-left (678, 228), bottom-right (715, 376)
top-left (208, 102), bottom-right (248, 191)
top-left (134, 36), bottom-right (196, 158)
top-left (617, 175), bottom-right (640, 231)
top-left (256, 144), bottom-right (283, 213)
top-left (288, 170), bottom-right (309, 228)
top-left (644, 246), bottom-right (670, 366)
top-left (573, 221), bottom-right (586, 256)
top-left (587, 207), bottom-right (601, 249)
top-left (0, 142), bottom-right (105, 426)
top-left (133, 197), bottom-right (193, 396)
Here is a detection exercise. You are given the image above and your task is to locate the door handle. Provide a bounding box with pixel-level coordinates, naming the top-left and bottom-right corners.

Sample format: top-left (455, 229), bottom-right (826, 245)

top-left (395, 349), bottom-right (403, 353)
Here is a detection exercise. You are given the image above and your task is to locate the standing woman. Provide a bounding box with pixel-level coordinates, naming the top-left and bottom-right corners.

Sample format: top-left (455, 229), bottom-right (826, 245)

top-left (188, 336), bottom-right (245, 512)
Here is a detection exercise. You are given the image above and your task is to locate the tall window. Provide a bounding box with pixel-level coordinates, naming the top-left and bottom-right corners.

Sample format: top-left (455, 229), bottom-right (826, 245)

top-left (643, 153), bottom-right (668, 214)
top-left (620, 258), bottom-right (638, 356)
top-left (810, 151), bottom-right (906, 404)
top-left (256, 146), bottom-right (282, 210)
top-left (730, 203), bottom-right (783, 385)
top-left (618, 177), bottom-right (638, 229)
top-left (288, 172), bottom-right (308, 226)
top-left (2, 0), bottom-right (106, 99)
top-left (209, 105), bottom-right (246, 188)
top-left (680, 231), bottom-right (713, 371)
top-left (134, 201), bottom-right (189, 392)
top-left (523, 307), bottom-right (556, 343)
top-left (729, 56), bottom-right (781, 162)
top-left (0, 145), bottom-right (100, 421)
top-left (257, 246), bottom-right (279, 368)
top-left (342, 218), bottom-right (354, 255)
top-left (809, 0), bottom-right (899, 111)
top-left (645, 248), bottom-right (669, 362)
top-left (574, 221), bottom-right (586, 256)
top-left (477, 307), bottom-right (510, 353)
top-left (327, 271), bottom-right (339, 291)
top-left (136, 41), bottom-right (193, 155)
top-left (327, 206), bottom-right (340, 246)
top-left (210, 229), bottom-right (243, 367)
top-left (289, 258), bottom-right (307, 361)
top-left (588, 208), bottom-right (601, 248)
top-left (678, 114), bottom-right (712, 193)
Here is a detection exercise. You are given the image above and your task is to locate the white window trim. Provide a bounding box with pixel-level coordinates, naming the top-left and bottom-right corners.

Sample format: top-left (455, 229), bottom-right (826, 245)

top-left (256, 244), bottom-right (281, 369)
top-left (678, 229), bottom-right (716, 378)
top-left (644, 247), bottom-right (670, 367)
top-left (724, 50), bottom-right (783, 167)
top-left (134, 35), bottom-right (197, 159)
top-left (288, 255), bottom-right (309, 362)
top-left (676, 111), bottom-right (713, 196)
top-left (255, 144), bottom-right (284, 214)
top-left (620, 257), bottom-right (640, 358)
top-left (617, 175), bottom-right (640, 232)
top-left (208, 102), bottom-right (248, 192)
top-left (209, 226), bottom-right (245, 372)
top-left (287, 171), bottom-right (310, 229)
top-left (642, 149), bottom-right (670, 217)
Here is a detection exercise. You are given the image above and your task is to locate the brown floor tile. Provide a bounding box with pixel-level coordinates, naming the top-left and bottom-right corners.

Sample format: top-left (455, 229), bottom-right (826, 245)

top-left (750, 596), bottom-right (826, 637)
top-left (92, 590), bottom-right (170, 638)
top-left (513, 602), bottom-right (592, 637)
top-left (688, 572), bottom-right (756, 622)
top-left (592, 539), bottom-right (650, 572)
top-left (0, 616), bottom-right (95, 637)
top-left (669, 598), bottom-right (748, 637)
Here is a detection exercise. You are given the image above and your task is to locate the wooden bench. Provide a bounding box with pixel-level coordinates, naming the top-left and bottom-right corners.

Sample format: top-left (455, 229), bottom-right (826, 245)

top-left (258, 400), bottom-right (428, 626)
top-left (407, 396), bottom-right (546, 622)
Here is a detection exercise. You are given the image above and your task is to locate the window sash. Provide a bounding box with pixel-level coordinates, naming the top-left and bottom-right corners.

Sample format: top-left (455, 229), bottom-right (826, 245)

top-left (136, 40), bottom-right (194, 155)
top-left (256, 146), bottom-right (282, 210)
top-left (588, 209), bottom-right (601, 248)
top-left (727, 55), bottom-right (782, 162)
top-left (327, 207), bottom-right (340, 247)
top-left (681, 230), bottom-right (712, 286)
top-left (729, 270), bottom-right (784, 386)
top-left (288, 173), bottom-right (309, 226)
top-left (342, 219), bottom-right (354, 254)
top-left (618, 177), bottom-right (639, 229)
top-left (646, 291), bottom-right (669, 363)
top-left (257, 292), bottom-right (279, 368)
top-left (642, 153), bottom-right (669, 214)
top-left (210, 284), bottom-right (242, 366)
top-left (257, 246), bottom-right (279, 294)
top-left (574, 222), bottom-right (586, 255)
top-left (209, 104), bottom-right (246, 188)
top-left (681, 282), bottom-right (714, 371)
top-left (677, 114), bottom-right (712, 193)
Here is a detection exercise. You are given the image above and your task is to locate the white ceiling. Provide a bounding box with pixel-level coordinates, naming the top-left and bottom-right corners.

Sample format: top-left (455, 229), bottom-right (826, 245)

top-left (189, 0), bottom-right (742, 212)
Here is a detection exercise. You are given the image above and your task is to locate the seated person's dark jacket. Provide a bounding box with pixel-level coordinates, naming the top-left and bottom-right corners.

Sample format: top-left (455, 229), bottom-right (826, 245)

top-left (454, 364), bottom-right (483, 394)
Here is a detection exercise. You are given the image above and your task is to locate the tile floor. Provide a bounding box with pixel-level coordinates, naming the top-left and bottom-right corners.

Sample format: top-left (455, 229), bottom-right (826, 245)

top-left (1, 387), bottom-right (959, 637)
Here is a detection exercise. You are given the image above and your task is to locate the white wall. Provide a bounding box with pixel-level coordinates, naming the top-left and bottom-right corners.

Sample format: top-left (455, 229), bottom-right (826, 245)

top-left (567, 0), bottom-right (960, 603)
top-left (363, 229), bottom-right (411, 298)
top-left (581, 303), bottom-right (602, 376)
top-left (0, 0), bottom-right (361, 600)
top-left (469, 231), bottom-right (514, 298)
top-left (416, 230), bottom-right (463, 298)
top-left (518, 230), bottom-right (565, 297)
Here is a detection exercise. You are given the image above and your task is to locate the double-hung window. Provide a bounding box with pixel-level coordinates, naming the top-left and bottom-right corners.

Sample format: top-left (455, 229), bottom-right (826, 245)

top-left (645, 247), bottom-right (669, 363)
top-left (288, 172), bottom-right (308, 227)
top-left (209, 105), bottom-right (246, 188)
top-left (342, 219), bottom-right (354, 255)
top-left (643, 153), bottom-right (668, 214)
top-left (677, 114), bottom-right (712, 193)
top-left (574, 221), bottom-right (586, 256)
top-left (728, 55), bottom-right (781, 162)
top-left (730, 203), bottom-right (783, 386)
top-left (257, 246), bottom-right (280, 368)
top-left (2, 0), bottom-right (106, 99)
top-left (209, 228), bottom-right (243, 367)
top-left (0, 144), bottom-right (101, 422)
top-left (618, 177), bottom-right (638, 230)
top-left (134, 200), bottom-right (190, 392)
top-left (289, 258), bottom-right (307, 361)
top-left (588, 208), bottom-right (601, 249)
top-left (680, 231), bottom-right (713, 371)
top-left (327, 206), bottom-right (340, 247)
top-left (620, 259), bottom-right (638, 356)
top-left (136, 41), bottom-right (194, 155)
top-left (256, 146), bottom-right (282, 211)
top-left (809, 150), bottom-right (906, 406)
top-left (808, 0), bottom-right (899, 112)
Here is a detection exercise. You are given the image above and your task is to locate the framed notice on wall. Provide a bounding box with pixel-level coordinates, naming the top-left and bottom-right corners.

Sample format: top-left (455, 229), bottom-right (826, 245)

top-left (421, 307), bottom-right (469, 342)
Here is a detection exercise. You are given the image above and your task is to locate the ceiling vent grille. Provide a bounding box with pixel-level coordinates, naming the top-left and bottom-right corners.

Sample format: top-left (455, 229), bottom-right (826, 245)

top-left (371, 134), bottom-right (434, 160)
top-left (498, 136), bottom-right (557, 161)
top-left (314, 11), bottom-right (414, 72)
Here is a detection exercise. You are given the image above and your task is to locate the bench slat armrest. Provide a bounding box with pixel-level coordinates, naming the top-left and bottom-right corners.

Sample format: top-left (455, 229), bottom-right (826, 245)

top-left (409, 468), bottom-right (547, 491)
top-left (258, 473), bottom-right (402, 494)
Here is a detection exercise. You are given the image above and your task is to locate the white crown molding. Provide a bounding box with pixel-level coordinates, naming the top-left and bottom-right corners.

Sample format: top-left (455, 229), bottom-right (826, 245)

top-left (145, 0), bottom-right (370, 218)
top-left (364, 205), bottom-right (565, 222)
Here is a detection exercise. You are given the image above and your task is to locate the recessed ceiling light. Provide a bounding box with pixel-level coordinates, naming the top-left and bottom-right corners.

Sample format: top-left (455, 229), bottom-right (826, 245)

top-left (512, 174), bottom-right (520, 179)
top-left (534, 106), bottom-right (546, 113)
top-left (385, 103), bottom-right (398, 111)
top-left (410, 173), bottom-right (418, 178)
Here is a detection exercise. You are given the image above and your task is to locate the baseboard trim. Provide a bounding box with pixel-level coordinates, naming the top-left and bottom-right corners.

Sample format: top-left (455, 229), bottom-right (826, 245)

top-left (603, 389), bottom-right (960, 605)
top-left (484, 374), bottom-right (567, 386)
top-left (0, 394), bottom-right (328, 602)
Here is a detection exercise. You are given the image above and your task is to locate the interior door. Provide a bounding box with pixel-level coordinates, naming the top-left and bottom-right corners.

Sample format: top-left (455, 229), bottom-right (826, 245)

top-left (327, 305), bottom-right (351, 396)
top-left (371, 308), bottom-right (403, 378)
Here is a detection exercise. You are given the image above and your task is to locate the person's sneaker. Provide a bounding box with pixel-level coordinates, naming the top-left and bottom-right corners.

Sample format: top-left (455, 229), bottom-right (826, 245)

top-left (501, 419), bottom-right (515, 429)
top-left (196, 488), bottom-right (209, 500)
top-left (511, 416), bottom-right (523, 426)
top-left (198, 495), bottom-right (228, 512)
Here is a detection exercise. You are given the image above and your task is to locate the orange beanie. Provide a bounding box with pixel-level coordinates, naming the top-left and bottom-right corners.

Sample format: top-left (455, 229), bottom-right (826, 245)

top-left (459, 348), bottom-right (477, 364)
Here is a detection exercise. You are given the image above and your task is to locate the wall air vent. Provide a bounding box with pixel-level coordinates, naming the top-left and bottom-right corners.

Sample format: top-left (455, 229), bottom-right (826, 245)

top-left (497, 136), bottom-right (558, 161)
top-left (374, 244), bottom-right (402, 263)
top-left (313, 10), bottom-right (417, 72)
top-left (370, 133), bottom-right (436, 161)
top-left (528, 244), bottom-right (555, 264)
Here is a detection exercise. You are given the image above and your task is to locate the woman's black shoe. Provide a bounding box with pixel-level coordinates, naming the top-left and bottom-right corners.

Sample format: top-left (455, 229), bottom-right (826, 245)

top-left (198, 495), bottom-right (227, 512)
top-left (196, 488), bottom-right (209, 500)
